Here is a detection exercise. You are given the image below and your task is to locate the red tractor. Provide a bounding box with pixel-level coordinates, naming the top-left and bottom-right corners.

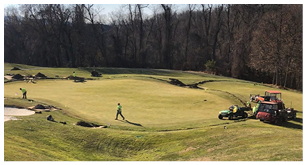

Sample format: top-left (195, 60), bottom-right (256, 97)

top-left (250, 90), bottom-right (297, 120)
top-left (256, 101), bottom-right (288, 124)
top-left (250, 90), bottom-right (282, 103)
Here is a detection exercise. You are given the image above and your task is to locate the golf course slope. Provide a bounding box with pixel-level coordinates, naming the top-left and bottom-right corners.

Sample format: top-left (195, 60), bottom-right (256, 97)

top-left (4, 63), bottom-right (303, 161)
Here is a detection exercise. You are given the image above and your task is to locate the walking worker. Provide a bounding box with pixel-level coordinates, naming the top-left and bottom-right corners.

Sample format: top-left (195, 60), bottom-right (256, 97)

top-left (19, 88), bottom-right (27, 99)
top-left (253, 101), bottom-right (261, 116)
top-left (115, 103), bottom-right (125, 120)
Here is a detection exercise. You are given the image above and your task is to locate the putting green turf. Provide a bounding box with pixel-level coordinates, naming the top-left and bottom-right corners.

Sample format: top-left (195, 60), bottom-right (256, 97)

top-left (4, 78), bottom-right (237, 129)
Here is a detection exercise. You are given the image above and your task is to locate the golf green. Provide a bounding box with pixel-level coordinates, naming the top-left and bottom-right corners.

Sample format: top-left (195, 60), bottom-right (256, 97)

top-left (4, 78), bottom-right (236, 129)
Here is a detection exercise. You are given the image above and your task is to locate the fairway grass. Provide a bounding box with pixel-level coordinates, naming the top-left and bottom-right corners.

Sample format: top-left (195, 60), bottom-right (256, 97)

top-left (3, 63), bottom-right (303, 161)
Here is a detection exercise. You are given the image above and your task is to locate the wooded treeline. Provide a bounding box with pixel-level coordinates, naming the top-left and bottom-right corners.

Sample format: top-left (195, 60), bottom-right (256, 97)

top-left (4, 4), bottom-right (302, 90)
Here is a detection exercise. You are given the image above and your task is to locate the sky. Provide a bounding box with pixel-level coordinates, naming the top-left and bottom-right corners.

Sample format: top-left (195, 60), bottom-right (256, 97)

top-left (4, 0), bottom-right (306, 17)
top-left (3, 3), bottom-right (187, 19)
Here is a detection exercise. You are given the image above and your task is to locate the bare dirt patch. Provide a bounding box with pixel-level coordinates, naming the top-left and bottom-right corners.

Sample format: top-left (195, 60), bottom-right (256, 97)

top-left (76, 121), bottom-right (107, 128)
top-left (28, 104), bottom-right (61, 112)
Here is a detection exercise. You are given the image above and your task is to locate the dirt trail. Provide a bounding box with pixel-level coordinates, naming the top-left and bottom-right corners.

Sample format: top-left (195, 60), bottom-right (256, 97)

top-left (4, 107), bottom-right (35, 122)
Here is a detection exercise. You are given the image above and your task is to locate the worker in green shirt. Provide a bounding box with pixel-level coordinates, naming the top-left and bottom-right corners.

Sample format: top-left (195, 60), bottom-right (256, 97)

top-left (253, 101), bottom-right (261, 116)
top-left (115, 103), bottom-right (125, 120)
top-left (19, 88), bottom-right (27, 99)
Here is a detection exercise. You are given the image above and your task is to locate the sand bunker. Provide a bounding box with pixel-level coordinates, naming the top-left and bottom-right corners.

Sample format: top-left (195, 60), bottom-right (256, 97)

top-left (4, 107), bottom-right (35, 122)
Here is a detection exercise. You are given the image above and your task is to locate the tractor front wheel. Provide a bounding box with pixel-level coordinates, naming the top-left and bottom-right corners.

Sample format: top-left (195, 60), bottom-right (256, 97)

top-left (218, 114), bottom-right (223, 120)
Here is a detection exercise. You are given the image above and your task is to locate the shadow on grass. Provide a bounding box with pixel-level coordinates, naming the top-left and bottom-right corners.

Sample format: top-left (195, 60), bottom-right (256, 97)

top-left (118, 120), bottom-right (143, 127)
top-left (273, 119), bottom-right (302, 130)
top-left (73, 80), bottom-right (86, 83)
top-left (293, 117), bottom-right (302, 124)
top-left (247, 116), bottom-right (302, 130)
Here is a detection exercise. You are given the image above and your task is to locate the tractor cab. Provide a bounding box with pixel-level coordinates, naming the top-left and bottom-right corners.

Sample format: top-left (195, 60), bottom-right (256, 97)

top-left (265, 90), bottom-right (285, 109)
top-left (264, 90), bottom-right (282, 102)
top-left (256, 101), bottom-right (288, 123)
top-left (250, 90), bottom-right (283, 104)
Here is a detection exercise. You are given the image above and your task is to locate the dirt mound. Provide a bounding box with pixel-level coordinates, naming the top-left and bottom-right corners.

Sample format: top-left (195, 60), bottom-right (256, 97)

top-left (187, 84), bottom-right (202, 89)
top-left (169, 78), bottom-right (186, 86)
top-left (65, 75), bottom-right (85, 82)
top-left (91, 70), bottom-right (102, 77)
top-left (35, 72), bottom-right (47, 78)
top-left (76, 121), bottom-right (107, 128)
top-left (34, 104), bottom-right (46, 109)
top-left (168, 78), bottom-right (204, 89)
top-left (12, 74), bottom-right (24, 80)
top-left (11, 67), bottom-right (21, 70)
top-left (28, 104), bottom-right (61, 111)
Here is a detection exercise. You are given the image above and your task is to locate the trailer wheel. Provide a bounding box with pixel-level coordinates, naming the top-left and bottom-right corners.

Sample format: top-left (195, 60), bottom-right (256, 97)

top-left (274, 119), bottom-right (279, 124)
top-left (218, 114), bottom-right (223, 120)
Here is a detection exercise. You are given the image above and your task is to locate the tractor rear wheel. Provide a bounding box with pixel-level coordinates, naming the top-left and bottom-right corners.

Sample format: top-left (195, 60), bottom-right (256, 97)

top-left (228, 115), bottom-right (233, 120)
top-left (218, 114), bottom-right (223, 120)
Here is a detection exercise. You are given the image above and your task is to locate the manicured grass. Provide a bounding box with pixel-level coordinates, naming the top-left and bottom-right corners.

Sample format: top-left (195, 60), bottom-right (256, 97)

top-left (4, 78), bottom-right (236, 130)
top-left (4, 63), bottom-right (303, 161)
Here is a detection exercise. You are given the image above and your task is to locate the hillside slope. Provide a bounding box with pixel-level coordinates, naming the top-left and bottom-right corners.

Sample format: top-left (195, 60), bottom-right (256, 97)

top-left (4, 63), bottom-right (303, 161)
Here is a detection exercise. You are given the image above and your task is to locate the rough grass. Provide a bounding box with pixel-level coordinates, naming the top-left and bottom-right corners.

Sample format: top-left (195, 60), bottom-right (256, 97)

top-left (3, 63), bottom-right (303, 161)
top-left (4, 112), bottom-right (302, 161)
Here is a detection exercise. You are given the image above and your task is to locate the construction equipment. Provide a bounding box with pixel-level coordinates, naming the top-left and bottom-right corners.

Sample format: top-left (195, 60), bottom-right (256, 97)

top-left (256, 101), bottom-right (288, 124)
top-left (250, 90), bottom-right (282, 103)
top-left (250, 90), bottom-right (296, 120)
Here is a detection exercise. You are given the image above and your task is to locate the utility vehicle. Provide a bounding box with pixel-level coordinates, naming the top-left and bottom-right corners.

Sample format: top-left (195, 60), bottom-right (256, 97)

top-left (218, 105), bottom-right (249, 120)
